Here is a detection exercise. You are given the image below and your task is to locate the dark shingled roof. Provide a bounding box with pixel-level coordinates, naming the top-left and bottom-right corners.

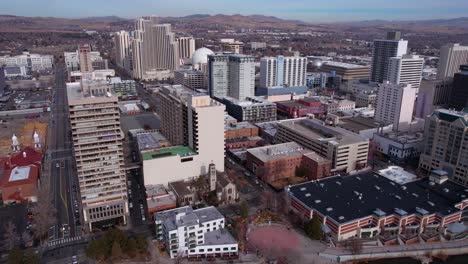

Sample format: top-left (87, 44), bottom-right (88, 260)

top-left (288, 171), bottom-right (467, 224)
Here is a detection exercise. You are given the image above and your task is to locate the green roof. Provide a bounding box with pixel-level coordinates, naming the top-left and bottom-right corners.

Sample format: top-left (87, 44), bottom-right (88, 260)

top-left (142, 146), bottom-right (196, 160)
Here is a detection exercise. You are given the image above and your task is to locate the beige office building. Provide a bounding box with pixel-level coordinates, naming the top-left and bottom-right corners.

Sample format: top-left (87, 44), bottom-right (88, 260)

top-left (437, 43), bottom-right (468, 80)
top-left (176, 37), bottom-right (196, 60)
top-left (67, 80), bottom-right (128, 231)
top-left (320, 61), bottom-right (370, 81)
top-left (114, 31), bottom-right (130, 68)
top-left (144, 85), bottom-right (225, 186)
top-left (387, 55), bottom-right (424, 92)
top-left (276, 118), bottom-right (369, 174)
top-left (419, 109), bottom-right (468, 185)
top-left (78, 44), bottom-right (93, 73)
top-left (132, 16), bottom-right (179, 80)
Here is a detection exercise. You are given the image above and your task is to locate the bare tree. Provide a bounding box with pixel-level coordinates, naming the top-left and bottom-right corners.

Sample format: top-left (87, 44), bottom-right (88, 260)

top-left (344, 238), bottom-right (364, 255)
top-left (3, 221), bottom-right (19, 250)
top-left (31, 173), bottom-right (56, 244)
top-left (21, 231), bottom-right (33, 248)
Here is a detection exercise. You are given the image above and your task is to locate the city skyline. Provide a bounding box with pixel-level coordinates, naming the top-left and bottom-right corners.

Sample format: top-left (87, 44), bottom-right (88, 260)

top-left (2, 0), bottom-right (468, 22)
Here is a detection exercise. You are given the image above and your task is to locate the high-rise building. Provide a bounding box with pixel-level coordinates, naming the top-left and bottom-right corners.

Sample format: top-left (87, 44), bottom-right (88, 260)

top-left (132, 16), bottom-right (179, 80)
top-left (78, 44), bottom-right (93, 73)
top-left (259, 55), bottom-right (307, 88)
top-left (208, 54), bottom-right (255, 100)
top-left (449, 65), bottom-right (468, 110)
top-left (437, 43), bottom-right (468, 80)
top-left (415, 79), bottom-right (452, 118)
top-left (387, 54), bottom-right (424, 92)
top-left (375, 81), bottom-right (416, 131)
top-left (64, 49), bottom-right (105, 72)
top-left (144, 85), bottom-right (225, 186)
top-left (419, 109), bottom-right (468, 184)
top-left (114, 31), bottom-right (130, 68)
top-left (176, 37), bottom-right (196, 60)
top-left (67, 80), bottom-right (128, 231)
top-left (370, 32), bottom-right (408, 83)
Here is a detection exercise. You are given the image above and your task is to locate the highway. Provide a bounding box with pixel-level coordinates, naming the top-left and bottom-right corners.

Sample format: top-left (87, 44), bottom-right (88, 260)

top-left (46, 65), bottom-right (80, 241)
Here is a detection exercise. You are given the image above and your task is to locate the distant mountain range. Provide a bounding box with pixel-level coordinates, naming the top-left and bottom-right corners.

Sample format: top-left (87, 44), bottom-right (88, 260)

top-left (337, 17), bottom-right (468, 29)
top-left (0, 14), bottom-right (467, 33)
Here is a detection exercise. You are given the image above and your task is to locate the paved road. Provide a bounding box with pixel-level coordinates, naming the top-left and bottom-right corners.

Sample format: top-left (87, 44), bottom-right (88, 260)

top-left (46, 65), bottom-right (80, 240)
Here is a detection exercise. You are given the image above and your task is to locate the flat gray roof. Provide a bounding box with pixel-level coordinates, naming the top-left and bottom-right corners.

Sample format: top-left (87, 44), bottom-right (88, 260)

top-left (279, 118), bottom-right (367, 146)
top-left (247, 142), bottom-right (310, 162)
top-left (204, 229), bottom-right (237, 246)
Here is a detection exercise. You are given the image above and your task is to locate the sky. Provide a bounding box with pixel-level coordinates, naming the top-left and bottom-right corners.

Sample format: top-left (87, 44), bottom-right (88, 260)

top-left (2, 0), bottom-right (468, 22)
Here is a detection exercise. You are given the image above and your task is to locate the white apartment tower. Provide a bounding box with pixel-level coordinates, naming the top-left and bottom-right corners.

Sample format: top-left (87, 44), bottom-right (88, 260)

top-left (387, 54), bottom-right (424, 92)
top-left (177, 37), bottom-right (196, 60)
top-left (375, 81), bottom-right (416, 132)
top-left (260, 55), bottom-right (307, 88)
top-left (132, 16), bottom-right (180, 80)
top-left (114, 31), bottom-right (130, 68)
top-left (67, 80), bottom-right (129, 231)
top-left (208, 54), bottom-right (255, 100)
top-left (437, 43), bottom-right (468, 80)
top-left (371, 33), bottom-right (408, 83)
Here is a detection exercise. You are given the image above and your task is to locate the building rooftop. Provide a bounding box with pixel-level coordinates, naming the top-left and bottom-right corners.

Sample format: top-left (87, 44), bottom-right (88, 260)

top-left (287, 171), bottom-right (468, 224)
top-left (303, 152), bottom-right (330, 164)
top-left (338, 116), bottom-right (380, 132)
top-left (322, 61), bottom-right (368, 69)
top-left (433, 109), bottom-right (468, 125)
top-left (145, 184), bottom-right (168, 197)
top-left (137, 131), bottom-right (170, 152)
top-left (280, 118), bottom-right (366, 145)
top-left (0, 164), bottom-right (39, 188)
top-left (375, 131), bottom-right (425, 144)
top-left (246, 142), bottom-right (310, 162)
top-left (142, 145), bottom-right (196, 161)
top-left (225, 121), bottom-right (257, 131)
top-left (223, 96), bottom-right (275, 107)
top-left (155, 206), bottom-right (225, 232)
top-left (146, 193), bottom-right (176, 210)
top-left (169, 179), bottom-right (194, 197)
top-left (120, 112), bottom-right (161, 136)
top-left (378, 166), bottom-right (418, 185)
top-left (204, 229), bottom-right (237, 246)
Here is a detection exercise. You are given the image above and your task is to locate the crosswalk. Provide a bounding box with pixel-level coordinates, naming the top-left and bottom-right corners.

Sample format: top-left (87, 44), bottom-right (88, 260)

top-left (47, 236), bottom-right (82, 247)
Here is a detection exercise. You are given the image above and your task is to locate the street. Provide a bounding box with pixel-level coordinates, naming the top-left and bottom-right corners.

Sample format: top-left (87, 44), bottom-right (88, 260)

top-left (45, 65), bottom-right (81, 241)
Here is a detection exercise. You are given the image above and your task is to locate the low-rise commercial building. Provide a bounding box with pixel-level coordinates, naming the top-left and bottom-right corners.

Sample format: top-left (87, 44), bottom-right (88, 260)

top-left (321, 61), bottom-right (370, 81)
top-left (155, 206), bottom-right (238, 259)
top-left (0, 51), bottom-right (53, 73)
top-left (246, 142), bottom-right (331, 184)
top-left (276, 98), bottom-right (326, 119)
top-left (221, 97), bottom-right (276, 123)
top-left (225, 122), bottom-right (261, 149)
top-left (373, 131), bottom-right (424, 163)
top-left (287, 171), bottom-right (467, 244)
top-left (276, 118), bottom-right (369, 174)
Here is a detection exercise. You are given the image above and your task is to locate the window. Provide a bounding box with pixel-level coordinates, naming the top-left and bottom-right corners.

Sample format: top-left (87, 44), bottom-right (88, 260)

top-left (199, 249), bottom-right (205, 253)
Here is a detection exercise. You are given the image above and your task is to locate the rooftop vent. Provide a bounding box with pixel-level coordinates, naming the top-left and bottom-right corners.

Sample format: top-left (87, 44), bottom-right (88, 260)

top-left (300, 187), bottom-right (306, 191)
top-left (412, 193), bottom-right (419, 198)
top-left (315, 200), bottom-right (321, 204)
top-left (429, 182), bottom-right (435, 186)
top-left (305, 193), bottom-right (311, 197)
top-left (395, 195), bottom-right (401, 200)
top-left (427, 201), bottom-right (435, 207)
top-left (338, 216), bottom-right (345, 220)
top-left (326, 207), bottom-right (333, 212)
top-left (336, 181), bottom-right (342, 186)
top-left (443, 188), bottom-right (449, 193)
top-left (356, 177), bottom-right (362, 181)
top-left (374, 185), bottom-right (381, 191)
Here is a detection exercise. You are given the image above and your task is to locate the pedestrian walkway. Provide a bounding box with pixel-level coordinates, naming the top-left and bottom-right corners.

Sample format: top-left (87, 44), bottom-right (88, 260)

top-left (47, 236), bottom-right (82, 247)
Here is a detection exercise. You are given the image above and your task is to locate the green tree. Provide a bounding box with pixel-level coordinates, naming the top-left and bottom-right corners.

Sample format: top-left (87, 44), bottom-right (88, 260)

top-left (240, 201), bottom-right (249, 219)
top-left (305, 216), bottom-right (324, 240)
top-left (111, 241), bottom-right (123, 260)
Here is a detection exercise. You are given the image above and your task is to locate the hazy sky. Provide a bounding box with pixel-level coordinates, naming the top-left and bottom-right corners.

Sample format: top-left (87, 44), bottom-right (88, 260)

top-left (3, 0), bottom-right (468, 22)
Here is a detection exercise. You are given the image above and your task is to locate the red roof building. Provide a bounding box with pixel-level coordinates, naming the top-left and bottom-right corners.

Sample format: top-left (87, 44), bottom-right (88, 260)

top-left (8, 147), bottom-right (42, 168)
top-left (0, 165), bottom-right (39, 203)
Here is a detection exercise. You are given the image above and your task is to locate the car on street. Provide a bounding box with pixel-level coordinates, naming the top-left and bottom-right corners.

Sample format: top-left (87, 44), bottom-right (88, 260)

top-left (129, 202), bottom-right (133, 209)
top-left (56, 162), bottom-right (60, 168)
top-left (62, 224), bottom-right (70, 236)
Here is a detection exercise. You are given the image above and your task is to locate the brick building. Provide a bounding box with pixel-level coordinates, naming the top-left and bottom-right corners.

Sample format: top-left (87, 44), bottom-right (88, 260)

top-left (225, 122), bottom-right (262, 149)
top-left (287, 171), bottom-right (467, 245)
top-left (246, 142), bottom-right (331, 184)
